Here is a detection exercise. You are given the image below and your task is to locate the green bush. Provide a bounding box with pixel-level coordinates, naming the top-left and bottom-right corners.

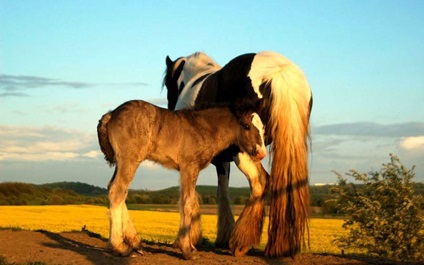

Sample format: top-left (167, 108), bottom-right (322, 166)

top-left (332, 154), bottom-right (424, 262)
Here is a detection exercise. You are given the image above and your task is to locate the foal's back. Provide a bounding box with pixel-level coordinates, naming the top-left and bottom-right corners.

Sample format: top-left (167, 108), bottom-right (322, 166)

top-left (107, 100), bottom-right (238, 170)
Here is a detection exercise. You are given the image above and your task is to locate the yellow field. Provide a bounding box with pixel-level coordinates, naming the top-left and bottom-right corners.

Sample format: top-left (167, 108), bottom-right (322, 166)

top-left (0, 205), bottom-right (350, 254)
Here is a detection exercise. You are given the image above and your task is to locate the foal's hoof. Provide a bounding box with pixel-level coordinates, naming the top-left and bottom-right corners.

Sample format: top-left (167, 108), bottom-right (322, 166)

top-left (111, 242), bottom-right (133, 257)
top-left (182, 251), bottom-right (199, 260)
top-left (126, 236), bottom-right (142, 251)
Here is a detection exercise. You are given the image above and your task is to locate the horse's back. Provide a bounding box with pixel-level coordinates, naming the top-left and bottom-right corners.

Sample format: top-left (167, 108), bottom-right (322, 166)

top-left (193, 53), bottom-right (262, 107)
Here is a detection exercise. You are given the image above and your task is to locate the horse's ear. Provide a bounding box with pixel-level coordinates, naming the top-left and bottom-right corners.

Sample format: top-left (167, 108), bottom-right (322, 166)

top-left (166, 56), bottom-right (173, 67)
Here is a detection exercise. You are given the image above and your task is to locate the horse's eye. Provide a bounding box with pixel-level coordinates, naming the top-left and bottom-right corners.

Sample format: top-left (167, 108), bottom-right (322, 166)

top-left (242, 123), bottom-right (250, 130)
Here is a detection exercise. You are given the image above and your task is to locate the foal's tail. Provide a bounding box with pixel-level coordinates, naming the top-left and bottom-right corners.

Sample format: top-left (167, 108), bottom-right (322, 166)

top-left (259, 52), bottom-right (312, 257)
top-left (97, 112), bottom-right (116, 166)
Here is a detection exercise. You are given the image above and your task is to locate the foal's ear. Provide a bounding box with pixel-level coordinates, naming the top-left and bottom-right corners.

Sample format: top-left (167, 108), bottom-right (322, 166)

top-left (166, 56), bottom-right (173, 67)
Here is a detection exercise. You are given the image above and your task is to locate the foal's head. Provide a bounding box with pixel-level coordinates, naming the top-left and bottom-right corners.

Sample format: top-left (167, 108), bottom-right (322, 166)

top-left (237, 112), bottom-right (267, 160)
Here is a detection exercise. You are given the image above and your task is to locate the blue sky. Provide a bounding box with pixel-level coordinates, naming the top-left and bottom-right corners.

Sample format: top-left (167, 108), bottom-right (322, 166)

top-left (1, 0), bottom-right (423, 189)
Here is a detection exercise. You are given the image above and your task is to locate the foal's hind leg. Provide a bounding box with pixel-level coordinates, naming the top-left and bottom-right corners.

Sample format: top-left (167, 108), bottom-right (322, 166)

top-left (176, 167), bottom-right (200, 260)
top-left (108, 162), bottom-right (141, 256)
top-left (215, 161), bottom-right (235, 248)
top-left (173, 191), bottom-right (201, 250)
top-left (229, 152), bottom-right (269, 257)
top-left (122, 203), bottom-right (142, 252)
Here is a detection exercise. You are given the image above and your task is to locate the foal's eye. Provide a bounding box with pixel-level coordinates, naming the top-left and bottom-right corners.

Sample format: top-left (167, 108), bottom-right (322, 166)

top-left (242, 123), bottom-right (250, 130)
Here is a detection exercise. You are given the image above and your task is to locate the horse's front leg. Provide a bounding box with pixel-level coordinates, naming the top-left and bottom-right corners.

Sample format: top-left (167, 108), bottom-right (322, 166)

top-left (214, 161), bottom-right (235, 248)
top-left (229, 152), bottom-right (269, 257)
top-left (108, 162), bottom-right (141, 256)
top-left (176, 167), bottom-right (200, 260)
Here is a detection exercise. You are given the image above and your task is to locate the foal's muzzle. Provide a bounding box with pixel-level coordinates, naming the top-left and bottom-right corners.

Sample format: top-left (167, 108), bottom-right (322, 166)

top-left (252, 145), bottom-right (266, 160)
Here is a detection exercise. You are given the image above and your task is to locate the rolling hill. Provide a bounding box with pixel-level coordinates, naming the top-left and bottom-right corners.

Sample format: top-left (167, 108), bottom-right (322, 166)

top-left (2, 181), bottom-right (422, 208)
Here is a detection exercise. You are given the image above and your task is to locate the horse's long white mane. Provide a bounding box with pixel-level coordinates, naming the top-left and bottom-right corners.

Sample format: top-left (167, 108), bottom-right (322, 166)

top-left (181, 52), bottom-right (221, 81)
top-left (175, 52), bottom-right (221, 110)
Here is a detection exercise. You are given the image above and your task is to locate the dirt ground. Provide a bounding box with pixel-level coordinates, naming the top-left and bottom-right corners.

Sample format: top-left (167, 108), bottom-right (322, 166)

top-left (0, 229), bottom-right (421, 265)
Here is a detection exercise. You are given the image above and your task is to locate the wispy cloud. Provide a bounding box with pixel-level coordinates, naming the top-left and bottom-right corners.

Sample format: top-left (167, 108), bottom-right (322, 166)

top-left (310, 122), bottom-right (424, 183)
top-left (314, 122), bottom-right (424, 137)
top-left (0, 74), bottom-right (147, 96)
top-left (0, 74), bottom-right (93, 90)
top-left (0, 92), bottom-right (30, 97)
top-left (146, 98), bottom-right (168, 107)
top-left (0, 125), bottom-right (100, 162)
top-left (312, 122), bottom-right (424, 157)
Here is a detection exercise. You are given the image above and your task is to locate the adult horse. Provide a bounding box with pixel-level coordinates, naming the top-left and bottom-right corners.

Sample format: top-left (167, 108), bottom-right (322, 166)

top-left (163, 51), bottom-right (312, 257)
top-left (97, 99), bottom-right (266, 259)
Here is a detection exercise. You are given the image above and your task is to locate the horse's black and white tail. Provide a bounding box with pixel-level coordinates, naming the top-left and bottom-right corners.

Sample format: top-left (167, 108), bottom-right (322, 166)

top-left (252, 52), bottom-right (312, 257)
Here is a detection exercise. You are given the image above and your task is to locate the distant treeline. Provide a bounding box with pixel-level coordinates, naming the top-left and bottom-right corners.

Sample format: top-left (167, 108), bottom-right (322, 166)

top-left (0, 182), bottom-right (107, 206)
top-left (1, 181), bottom-right (423, 210)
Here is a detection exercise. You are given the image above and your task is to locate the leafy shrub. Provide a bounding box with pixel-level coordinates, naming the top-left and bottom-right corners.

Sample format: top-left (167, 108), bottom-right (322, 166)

top-left (332, 154), bottom-right (424, 261)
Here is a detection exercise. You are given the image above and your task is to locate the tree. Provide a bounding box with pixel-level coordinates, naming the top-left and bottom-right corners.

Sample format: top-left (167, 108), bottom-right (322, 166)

top-left (332, 154), bottom-right (424, 262)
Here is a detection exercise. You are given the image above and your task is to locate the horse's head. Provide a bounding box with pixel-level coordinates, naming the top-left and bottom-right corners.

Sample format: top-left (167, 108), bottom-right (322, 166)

top-left (163, 52), bottom-right (221, 110)
top-left (237, 112), bottom-right (267, 161)
top-left (164, 55), bottom-right (185, 110)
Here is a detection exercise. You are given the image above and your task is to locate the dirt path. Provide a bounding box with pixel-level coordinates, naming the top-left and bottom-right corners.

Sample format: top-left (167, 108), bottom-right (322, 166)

top-left (0, 230), bottom-right (417, 265)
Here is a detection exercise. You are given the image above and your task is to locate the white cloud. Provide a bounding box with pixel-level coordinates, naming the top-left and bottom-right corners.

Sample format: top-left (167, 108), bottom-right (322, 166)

top-left (399, 136), bottom-right (424, 151)
top-left (0, 125), bottom-right (97, 162)
top-left (82, 150), bottom-right (101, 158)
top-left (140, 160), bottom-right (159, 168)
top-left (309, 131), bottom-right (424, 183)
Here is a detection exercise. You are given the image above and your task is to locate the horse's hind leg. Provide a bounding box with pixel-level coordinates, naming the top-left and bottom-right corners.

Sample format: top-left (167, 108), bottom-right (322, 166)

top-left (215, 161), bottom-right (235, 248)
top-left (108, 161), bottom-right (141, 256)
top-left (229, 152), bottom-right (269, 257)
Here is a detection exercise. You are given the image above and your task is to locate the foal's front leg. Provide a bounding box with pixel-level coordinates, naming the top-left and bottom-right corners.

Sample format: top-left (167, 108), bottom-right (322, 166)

top-left (229, 152), bottom-right (269, 256)
top-left (176, 167), bottom-right (200, 260)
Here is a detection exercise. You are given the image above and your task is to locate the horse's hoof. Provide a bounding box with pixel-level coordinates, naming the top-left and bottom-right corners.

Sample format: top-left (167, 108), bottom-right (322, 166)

top-left (134, 249), bottom-right (144, 256)
top-left (172, 240), bottom-right (180, 249)
top-left (132, 243), bottom-right (144, 255)
top-left (232, 245), bottom-right (251, 257)
top-left (215, 241), bottom-right (230, 249)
